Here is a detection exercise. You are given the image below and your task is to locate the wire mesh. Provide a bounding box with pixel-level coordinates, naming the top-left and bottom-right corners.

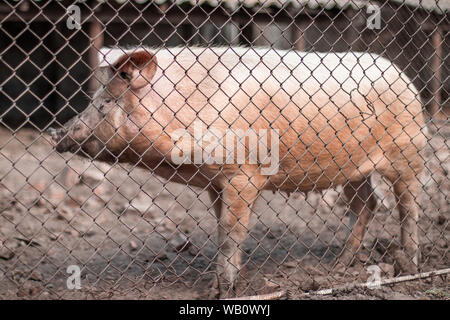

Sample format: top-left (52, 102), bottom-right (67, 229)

top-left (0, 0), bottom-right (448, 299)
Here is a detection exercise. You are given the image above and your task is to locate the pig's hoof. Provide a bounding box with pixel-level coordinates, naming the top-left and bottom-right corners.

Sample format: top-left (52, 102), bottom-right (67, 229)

top-left (208, 274), bottom-right (235, 299)
top-left (218, 281), bottom-right (235, 299)
top-left (207, 284), bottom-right (220, 300)
top-left (392, 249), bottom-right (419, 275)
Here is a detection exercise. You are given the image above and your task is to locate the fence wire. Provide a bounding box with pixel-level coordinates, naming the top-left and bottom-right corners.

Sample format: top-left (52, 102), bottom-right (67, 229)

top-left (0, 0), bottom-right (448, 299)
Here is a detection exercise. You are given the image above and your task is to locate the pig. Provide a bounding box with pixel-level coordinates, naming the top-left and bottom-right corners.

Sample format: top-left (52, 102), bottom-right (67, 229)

top-left (49, 46), bottom-right (426, 298)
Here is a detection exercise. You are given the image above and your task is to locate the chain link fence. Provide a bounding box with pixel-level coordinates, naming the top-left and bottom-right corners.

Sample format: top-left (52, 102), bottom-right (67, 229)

top-left (0, 0), bottom-right (448, 299)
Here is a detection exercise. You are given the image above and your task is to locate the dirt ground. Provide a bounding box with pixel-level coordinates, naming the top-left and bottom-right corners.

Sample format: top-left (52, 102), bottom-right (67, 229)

top-left (0, 124), bottom-right (448, 300)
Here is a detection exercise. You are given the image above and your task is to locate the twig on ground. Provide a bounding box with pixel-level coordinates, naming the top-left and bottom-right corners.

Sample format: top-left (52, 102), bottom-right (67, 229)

top-left (302, 267), bottom-right (450, 297)
top-left (224, 268), bottom-right (450, 300)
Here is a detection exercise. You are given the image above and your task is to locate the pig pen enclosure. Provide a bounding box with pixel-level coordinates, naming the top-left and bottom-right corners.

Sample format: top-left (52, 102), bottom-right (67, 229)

top-left (0, 0), bottom-right (449, 300)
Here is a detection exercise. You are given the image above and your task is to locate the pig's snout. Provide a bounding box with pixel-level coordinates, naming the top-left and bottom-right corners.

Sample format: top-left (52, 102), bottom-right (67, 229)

top-left (48, 127), bottom-right (77, 153)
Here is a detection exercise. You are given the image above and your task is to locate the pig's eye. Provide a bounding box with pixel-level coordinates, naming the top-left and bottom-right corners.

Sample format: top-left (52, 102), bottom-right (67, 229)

top-left (104, 98), bottom-right (112, 104)
top-left (120, 71), bottom-right (130, 80)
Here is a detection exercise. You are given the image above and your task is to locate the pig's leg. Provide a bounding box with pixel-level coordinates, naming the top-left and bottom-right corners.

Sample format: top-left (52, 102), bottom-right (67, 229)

top-left (337, 178), bottom-right (377, 267)
top-left (209, 179), bottom-right (260, 298)
top-left (209, 189), bottom-right (223, 220)
top-left (392, 177), bottom-right (421, 268)
top-left (208, 189), bottom-right (223, 298)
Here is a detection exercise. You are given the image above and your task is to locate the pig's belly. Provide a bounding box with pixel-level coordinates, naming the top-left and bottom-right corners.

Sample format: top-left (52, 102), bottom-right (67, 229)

top-left (143, 114), bottom-right (381, 191)
top-left (147, 148), bottom-right (379, 193)
top-left (267, 139), bottom-right (381, 192)
top-left (268, 160), bottom-right (374, 192)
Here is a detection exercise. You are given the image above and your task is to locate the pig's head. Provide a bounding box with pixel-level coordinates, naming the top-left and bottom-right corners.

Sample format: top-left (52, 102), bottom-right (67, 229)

top-left (48, 49), bottom-right (158, 162)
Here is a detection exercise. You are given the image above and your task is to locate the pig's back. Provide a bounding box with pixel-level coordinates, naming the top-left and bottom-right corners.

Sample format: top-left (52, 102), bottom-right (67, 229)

top-left (100, 46), bottom-right (411, 117)
top-left (154, 47), bottom-right (411, 116)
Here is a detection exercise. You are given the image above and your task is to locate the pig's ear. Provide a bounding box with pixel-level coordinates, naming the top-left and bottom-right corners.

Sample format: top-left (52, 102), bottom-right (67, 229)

top-left (112, 50), bottom-right (157, 90)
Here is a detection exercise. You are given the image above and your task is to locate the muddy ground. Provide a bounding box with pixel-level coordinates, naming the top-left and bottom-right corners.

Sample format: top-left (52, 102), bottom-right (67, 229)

top-left (0, 125), bottom-right (448, 300)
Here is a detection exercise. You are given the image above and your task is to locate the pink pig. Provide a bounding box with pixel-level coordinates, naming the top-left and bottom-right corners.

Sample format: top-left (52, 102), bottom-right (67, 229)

top-left (49, 47), bottom-right (426, 298)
